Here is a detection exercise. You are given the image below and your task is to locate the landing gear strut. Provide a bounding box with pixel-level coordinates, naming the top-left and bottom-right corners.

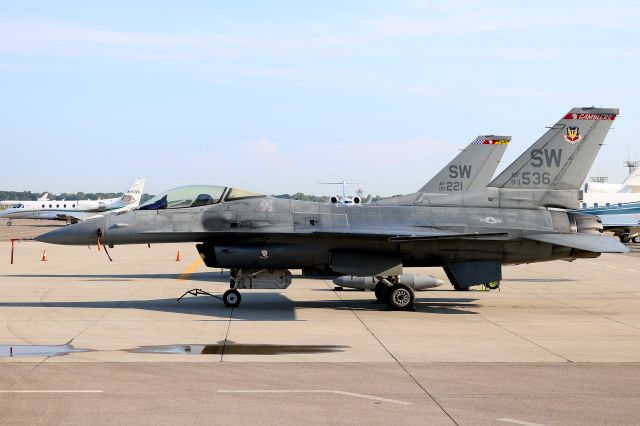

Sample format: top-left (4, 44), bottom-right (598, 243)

top-left (374, 280), bottom-right (391, 303)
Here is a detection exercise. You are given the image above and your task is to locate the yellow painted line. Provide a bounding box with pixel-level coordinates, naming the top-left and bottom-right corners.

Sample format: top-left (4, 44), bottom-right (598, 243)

top-left (177, 258), bottom-right (204, 280)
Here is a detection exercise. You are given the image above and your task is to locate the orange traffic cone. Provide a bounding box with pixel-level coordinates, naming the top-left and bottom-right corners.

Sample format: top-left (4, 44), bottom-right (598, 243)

top-left (175, 250), bottom-right (181, 262)
top-left (41, 250), bottom-right (48, 262)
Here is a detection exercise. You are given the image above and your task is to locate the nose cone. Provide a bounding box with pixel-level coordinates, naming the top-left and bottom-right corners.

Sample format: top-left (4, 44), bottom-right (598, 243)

top-left (35, 218), bottom-right (106, 245)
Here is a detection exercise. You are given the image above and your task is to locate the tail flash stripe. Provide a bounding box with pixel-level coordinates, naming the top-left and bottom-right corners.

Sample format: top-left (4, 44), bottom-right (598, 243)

top-left (563, 113), bottom-right (616, 121)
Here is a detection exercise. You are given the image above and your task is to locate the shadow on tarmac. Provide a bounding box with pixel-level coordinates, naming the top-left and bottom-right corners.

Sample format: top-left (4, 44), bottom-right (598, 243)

top-left (6, 271), bottom-right (230, 283)
top-left (502, 278), bottom-right (574, 283)
top-left (0, 291), bottom-right (479, 320)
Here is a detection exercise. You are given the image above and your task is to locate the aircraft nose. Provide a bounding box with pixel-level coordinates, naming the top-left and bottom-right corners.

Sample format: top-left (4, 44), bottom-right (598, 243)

top-left (35, 218), bottom-right (106, 245)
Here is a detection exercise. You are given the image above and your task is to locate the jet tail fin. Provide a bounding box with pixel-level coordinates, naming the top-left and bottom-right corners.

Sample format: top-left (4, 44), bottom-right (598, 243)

top-left (419, 136), bottom-right (510, 193)
top-left (488, 108), bottom-right (618, 191)
top-left (621, 165), bottom-right (640, 192)
top-left (120, 178), bottom-right (145, 207)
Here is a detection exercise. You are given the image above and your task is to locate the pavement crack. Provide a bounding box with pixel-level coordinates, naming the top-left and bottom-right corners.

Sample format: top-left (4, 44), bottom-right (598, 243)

top-left (478, 313), bottom-right (572, 362)
top-left (220, 307), bottom-right (233, 362)
top-left (5, 357), bottom-right (48, 391)
top-left (430, 290), bottom-right (572, 362)
top-left (325, 280), bottom-right (459, 425)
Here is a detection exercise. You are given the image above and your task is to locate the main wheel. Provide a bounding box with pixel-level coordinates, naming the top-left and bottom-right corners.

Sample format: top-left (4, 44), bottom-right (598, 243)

top-left (620, 234), bottom-right (631, 243)
top-left (6, 221), bottom-right (11, 226)
top-left (223, 289), bottom-right (241, 307)
top-left (632, 236), bottom-right (640, 244)
top-left (486, 281), bottom-right (500, 290)
top-left (387, 284), bottom-right (415, 311)
top-left (374, 282), bottom-right (390, 303)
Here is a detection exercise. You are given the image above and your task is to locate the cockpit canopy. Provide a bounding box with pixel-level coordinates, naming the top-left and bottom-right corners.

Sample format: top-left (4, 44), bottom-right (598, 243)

top-left (138, 185), bottom-right (263, 210)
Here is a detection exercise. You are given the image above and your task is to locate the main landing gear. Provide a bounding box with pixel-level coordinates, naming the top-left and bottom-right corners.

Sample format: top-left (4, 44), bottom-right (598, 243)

top-left (374, 277), bottom-right (415, 311)
top-left (453, 281), bottom-right (500, 291)
top-left (619, 233), bottom-right (640, 244)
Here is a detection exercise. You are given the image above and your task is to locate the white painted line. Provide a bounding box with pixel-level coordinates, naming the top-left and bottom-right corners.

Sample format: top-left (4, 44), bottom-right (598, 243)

top-left (331, 390), bottom-right (412, 405)
top-left (606, 265), bottom-right (616, 269)
top-left (217, 389), bottom-right (412, 405)
top-left (626, 269), bottom-right (637, 272)
top-left (497, 418), bottom-right (548, 426)
top-left (0, 390), bottom-right (103, 394)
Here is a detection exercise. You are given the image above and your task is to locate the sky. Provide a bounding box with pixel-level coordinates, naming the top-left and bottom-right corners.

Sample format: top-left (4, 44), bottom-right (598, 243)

top-left (1, 0), bottom-right (639, 196)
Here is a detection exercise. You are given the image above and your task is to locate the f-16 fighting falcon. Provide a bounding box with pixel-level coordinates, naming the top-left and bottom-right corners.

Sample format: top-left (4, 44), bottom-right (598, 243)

top-left (36, 108), bottom-right (626, 311)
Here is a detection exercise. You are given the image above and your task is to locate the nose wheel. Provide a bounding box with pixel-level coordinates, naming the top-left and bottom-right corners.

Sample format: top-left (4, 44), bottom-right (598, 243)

top-left (177, 288), bottom-right (242, 308)
top-left (223, 289), bottom-right (241, 307)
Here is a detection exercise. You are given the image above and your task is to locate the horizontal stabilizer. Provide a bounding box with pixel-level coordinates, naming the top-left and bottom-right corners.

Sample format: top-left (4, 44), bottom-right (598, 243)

top-left (524, 233), bottom-right (629, 253)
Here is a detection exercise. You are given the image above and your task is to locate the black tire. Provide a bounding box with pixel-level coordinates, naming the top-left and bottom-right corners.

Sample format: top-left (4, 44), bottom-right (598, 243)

top-left (620, 234), bottom-right (631, 243)
top-left (374, 282), bottom-right (390, 302)
top-left (6, 221), bottom-right (11, 226)
top-left (486, 281), bottom-right (500, 290)
top-left (387, 284), bottom-right (415, 311)
top-left (223, 289), bottom-right (241, 307)
top-left (633, 236), bottom-right (640, 244)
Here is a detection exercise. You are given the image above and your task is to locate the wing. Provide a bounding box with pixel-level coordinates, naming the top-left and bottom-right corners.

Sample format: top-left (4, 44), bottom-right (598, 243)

top-left (54, 211), bottom-right (104, 222)
top-left (311, 227), bottom-right (509, 241)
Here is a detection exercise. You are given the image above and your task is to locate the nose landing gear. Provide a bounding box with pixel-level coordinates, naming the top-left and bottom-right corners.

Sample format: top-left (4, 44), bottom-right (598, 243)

top-left (223, 289), bottom-right (241, 307)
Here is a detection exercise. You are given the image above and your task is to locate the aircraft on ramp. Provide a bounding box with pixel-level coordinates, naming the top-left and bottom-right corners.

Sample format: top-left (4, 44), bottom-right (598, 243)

top-left (1, 178), bottom-right (145, 225)
top-left (36, 108), bottom-right (626, 311)
top-left (577, 169), bottom-right (640, 243)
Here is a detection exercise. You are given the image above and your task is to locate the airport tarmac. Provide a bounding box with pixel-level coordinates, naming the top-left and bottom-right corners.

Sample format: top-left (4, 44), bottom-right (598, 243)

top-left (0, 220), bottom-right (639, 425)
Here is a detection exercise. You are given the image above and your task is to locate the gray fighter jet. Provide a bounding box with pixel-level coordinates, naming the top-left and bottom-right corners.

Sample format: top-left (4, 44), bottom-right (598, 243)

top-left (36, 107), bottom-right (626, 310)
